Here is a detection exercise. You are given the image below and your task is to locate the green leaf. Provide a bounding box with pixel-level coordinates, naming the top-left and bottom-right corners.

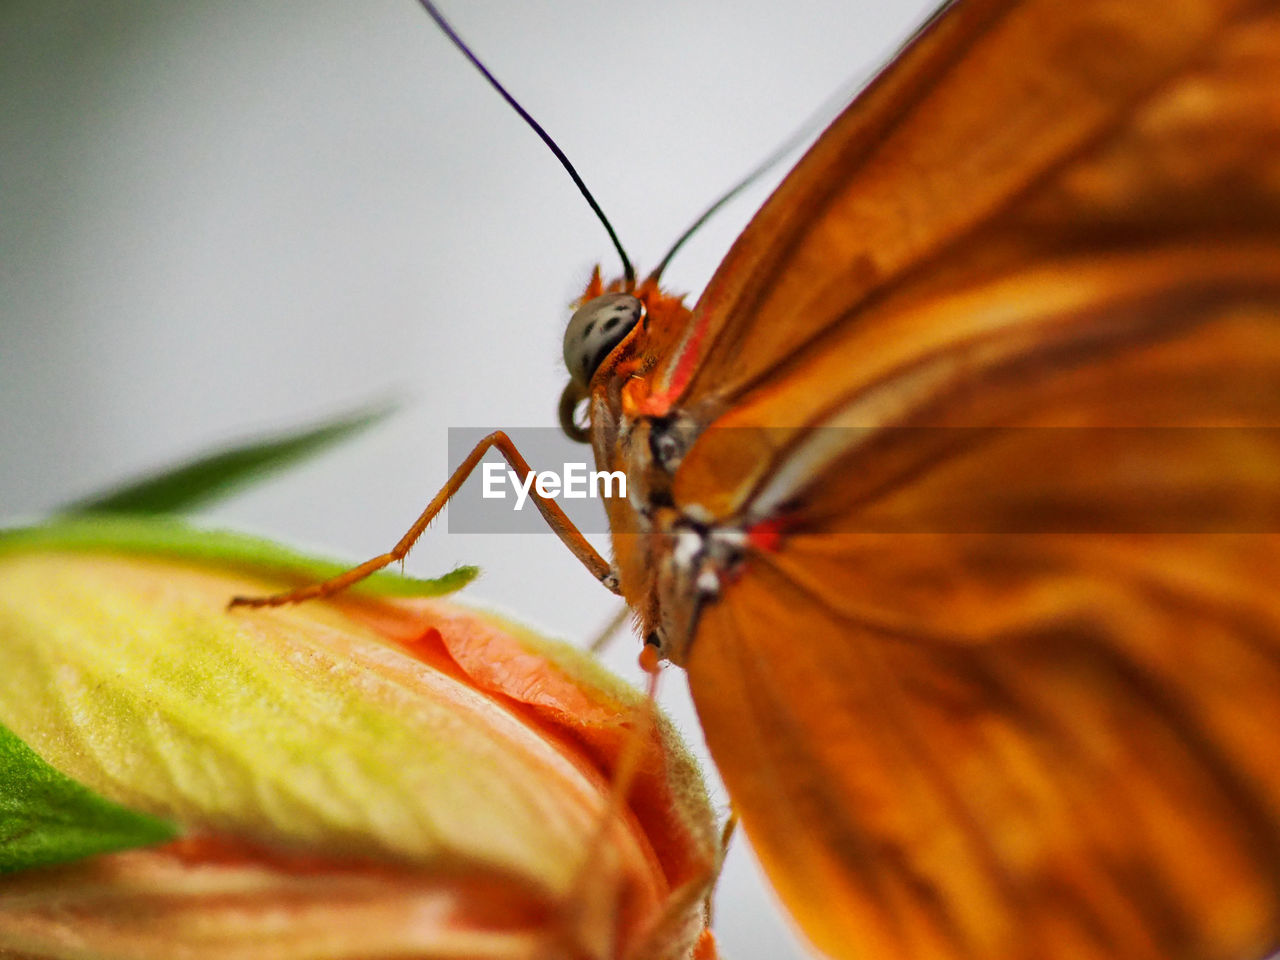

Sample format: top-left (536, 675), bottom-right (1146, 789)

top-left (0, 719), bottom-right (177, 874)
top-left (62, 404), bottom-right (396, 515)
top-left (0, 516), bottom-right (478, 598)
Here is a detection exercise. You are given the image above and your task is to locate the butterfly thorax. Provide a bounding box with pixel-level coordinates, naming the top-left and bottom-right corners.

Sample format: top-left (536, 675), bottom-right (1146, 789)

top-left (580, 273), bottom-right (749, 666)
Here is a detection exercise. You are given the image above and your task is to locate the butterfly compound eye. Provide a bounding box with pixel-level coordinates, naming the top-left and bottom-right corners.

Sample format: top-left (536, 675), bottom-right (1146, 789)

top-left (563, 293), bottom-right (642, 387)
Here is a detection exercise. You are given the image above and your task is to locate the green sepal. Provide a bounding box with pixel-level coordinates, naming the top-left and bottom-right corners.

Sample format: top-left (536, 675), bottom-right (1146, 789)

top-left (0, 720), bottom-right (178, 874)
top-left (61, 405), bottom-right (395, 516)
top-left (0, 516), bottom-right (477, 598)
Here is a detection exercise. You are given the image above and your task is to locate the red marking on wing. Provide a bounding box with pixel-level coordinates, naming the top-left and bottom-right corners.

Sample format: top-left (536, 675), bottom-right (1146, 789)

top-left (747, 517), bottom-right (786, 553)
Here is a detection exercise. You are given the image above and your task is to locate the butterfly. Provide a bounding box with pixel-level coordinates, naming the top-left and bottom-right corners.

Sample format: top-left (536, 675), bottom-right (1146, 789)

top-left (238, 0), bottom-right (1280, 957)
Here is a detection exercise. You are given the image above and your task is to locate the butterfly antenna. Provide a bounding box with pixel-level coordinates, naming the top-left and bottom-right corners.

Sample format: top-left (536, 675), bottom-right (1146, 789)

top-left (648, 0), bottom-right (960, 285)
top-left (647, 85), bottom-right (850, 286)
top-left (416, 1), bottom-right (635, 287)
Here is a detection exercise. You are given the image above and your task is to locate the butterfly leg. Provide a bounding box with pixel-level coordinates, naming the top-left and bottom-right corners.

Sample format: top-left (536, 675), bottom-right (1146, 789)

top-left (229, 430), bottom-right (619, 608)
top-left (705, 809), bottom-right (737, 927)
top-left (540, 653), bottom-right (665, 959)
top-left (587, 603), bottom-right (632, 654)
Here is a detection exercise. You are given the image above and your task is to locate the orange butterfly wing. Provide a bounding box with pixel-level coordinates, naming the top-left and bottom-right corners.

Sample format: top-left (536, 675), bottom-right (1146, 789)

top-left (658, 0), bottom-right (1278, 416)
top-left (664, 1), bottom-right (1280, 958)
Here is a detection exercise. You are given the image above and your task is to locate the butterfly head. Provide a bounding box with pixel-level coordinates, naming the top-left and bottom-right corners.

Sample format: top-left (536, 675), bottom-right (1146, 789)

top-left (558, 267), bottom-right (693, 441)
top-left (558, 289), bottom-right (641, 442)
top-left (562, 292), bottom-right (643, 391)
top-left (558, 267), bottom-right (643, 441)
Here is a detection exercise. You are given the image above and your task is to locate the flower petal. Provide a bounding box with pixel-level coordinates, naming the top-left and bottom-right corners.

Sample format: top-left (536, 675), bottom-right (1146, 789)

top-left (0, 526), bottom-right (718, 959)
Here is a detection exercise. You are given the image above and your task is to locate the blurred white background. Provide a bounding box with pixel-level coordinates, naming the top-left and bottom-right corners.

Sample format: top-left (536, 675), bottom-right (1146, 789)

top-left (1, 1), bottom-right (937, 956)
